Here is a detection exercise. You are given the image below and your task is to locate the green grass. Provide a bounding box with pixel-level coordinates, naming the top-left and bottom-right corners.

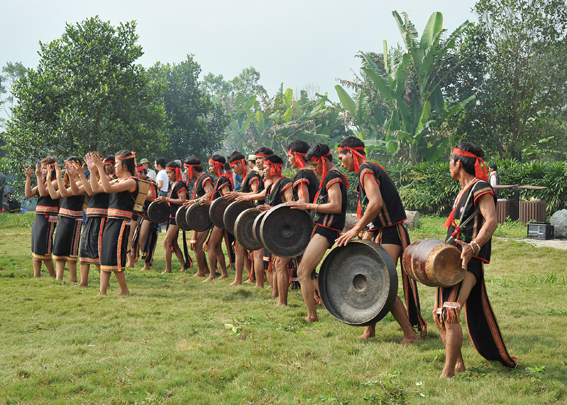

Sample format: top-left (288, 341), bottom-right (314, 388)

top-left (1, 213), bottom-right (566, 404)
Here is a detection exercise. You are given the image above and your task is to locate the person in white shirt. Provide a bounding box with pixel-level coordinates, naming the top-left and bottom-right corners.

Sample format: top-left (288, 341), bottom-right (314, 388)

top-left (154, 157), bottom-right (169, 197)
top-left (489, 164), bottom-right (500, 197)
top-left (140, 158), bottom-right (157, 181)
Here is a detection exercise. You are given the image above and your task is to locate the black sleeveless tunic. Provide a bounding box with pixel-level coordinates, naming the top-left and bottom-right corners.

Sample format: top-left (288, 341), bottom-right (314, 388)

top-left (265, 177), bottom-right (292, 207)
top-left (292, 169), bottom-right (319, 203)
top-left (36, 193), bottom-right (60, 215)
top-left (191, 173), bottom-right (214, 199)
top-left (60, 195), bottom-right (85, 218)
top-left (211, 175), bottom-right (232, 200)
top-left (313, 168), bottom-right (348, 232)
top-left (107, 177), bottom-right (139, 220)
top-left (241, 170), bottom-right (260, 193)
top-left (168, 181), bottom-right (187, 218)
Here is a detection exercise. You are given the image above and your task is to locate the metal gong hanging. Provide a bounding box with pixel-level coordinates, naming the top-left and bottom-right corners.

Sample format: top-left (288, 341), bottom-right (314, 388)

top-left (223, 200), bottom-right (255, 235)
top-left (185, 202), bottom-right (212, 232)
top-left (209, 197), bottom-right (231, 230)
top-left (234, 208), bottom-right (264, 251)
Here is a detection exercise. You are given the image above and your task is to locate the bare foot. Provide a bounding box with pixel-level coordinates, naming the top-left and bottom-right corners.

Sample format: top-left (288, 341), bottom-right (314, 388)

top-left (276, 302), bottom-right (287, 306)
top-left (440, 369), bottom-right (455, 378)
top-left (96, 292), bottom-right (107, 297)
top-left (118, 290), bottom-right (130, 296)
top-left (161, 270), bottom-right (172, 274)
top-left (400, 337), bottom-right (420, 344)
top-left (244, 279), bottom-right (253, 283)
top-left (193, 272), bottom-right (206, 277)
top-left (304, 316), bottom-right (318, 323)
top-left (358, 331), bottom-right (375, 339)
top-left (219, 274), bottom-right (228, 279)
top-left (69, 279), bottom-right (78, 283)
top-left (455, 361), bottom-right (466, 373)
top-left (126, 261), bottom-right (135, 268)
top-left (202, 276), bottom-right (215, 282)
top-left (229, 280), bottom-right (241, 286)
top-left (179, 268), bottom-right (187, 272)
top-left (142, 266), bottom-right (152, 271)
top-left (254, 284), bottom-right (265, 289)
top-left (76, 283), bottom-right (88, 288)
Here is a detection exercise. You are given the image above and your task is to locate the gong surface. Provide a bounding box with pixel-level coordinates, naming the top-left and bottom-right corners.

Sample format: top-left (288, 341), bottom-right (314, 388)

top-left (147, 201), bottom-right (169, 224)
top-left (252, 211), bottom-right (267, 249)
top-left (209, 197), bottom-right (231, 229)
top-left (224, 200), bottom-right (254, 235)
top-left (175, 206), bottom-right (191, 231)
top-left (186, 203), bottom-right (212, 232)
top-left (234, 208), bottom-right (264, 251)
top-left (259, 203), bottom-right (313, 258)
top-left (319, 240), bottom-right (398, 326)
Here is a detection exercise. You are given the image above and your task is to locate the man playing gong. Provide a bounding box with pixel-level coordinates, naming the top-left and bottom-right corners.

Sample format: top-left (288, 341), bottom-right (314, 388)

top-left (287, 143), bottom-right (348, 323)
top-left (435, 142), bottom-right (515, 377)
top-left (336, 136), bottom-right (426, 343)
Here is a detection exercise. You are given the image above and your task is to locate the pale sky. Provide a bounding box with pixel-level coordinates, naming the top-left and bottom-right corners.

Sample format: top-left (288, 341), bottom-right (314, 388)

top-left (1, 0), bottom-right (478, 100)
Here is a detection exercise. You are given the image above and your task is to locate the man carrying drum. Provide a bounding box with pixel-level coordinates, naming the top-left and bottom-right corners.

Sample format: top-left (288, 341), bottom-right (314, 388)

top-left (287, 143), bottom-right (348, 323)
top-left (435, 142), bottom-right (516, 377)
top-left (336, 136), bottom-right (427, 343)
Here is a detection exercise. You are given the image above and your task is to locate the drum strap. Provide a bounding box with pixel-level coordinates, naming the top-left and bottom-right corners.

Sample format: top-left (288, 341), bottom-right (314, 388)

top-left (446, 182), bottom-right (481, 244)
top-left (182, 231), bottom-right (193, 269)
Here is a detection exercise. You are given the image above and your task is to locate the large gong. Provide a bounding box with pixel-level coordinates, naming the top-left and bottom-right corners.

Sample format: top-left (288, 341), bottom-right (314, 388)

top-left (186, 203), bottom-right (212, 232)
top-left (234, 208), bottom-right (263, 251)
top-left (147, 201), bottom-right (169, 224)
top-left (259, 203), bottom-right (313, 258)
top-left (319, 240), bottom-right (398, 326)
top-left (175, 206), bottom-right (191, 231)
top-left (223, 200), bottom-right (254, 235)
top-left (209, 197), bottom-right (231, 229)
top-left (252, 211), bottom-right (267, 249)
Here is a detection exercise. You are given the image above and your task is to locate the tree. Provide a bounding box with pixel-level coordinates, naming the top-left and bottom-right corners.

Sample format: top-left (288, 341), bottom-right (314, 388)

top-left (149, 56), bottom-right (229, 162)
top-left (0, 62), bottom-right (27, 130)
top-left (5, 16), bottom-right (168, 164)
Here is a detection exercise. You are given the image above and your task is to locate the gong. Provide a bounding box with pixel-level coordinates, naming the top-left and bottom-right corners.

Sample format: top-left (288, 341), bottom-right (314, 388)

top-left (175, 205), bottom-right (191, 231)
top-left (234, 208), bottom-right (263, 251)
top-left (252, 211), bottom-right (267, 249)
top-left (259, 203), bottom-right (313, 258)
top-left (186, 203), bottom-right (212, 232)
top-left (147, 201), bottom-right (169, 224)
top-left (319, 240), bottom-right (398, 326)
top-left (209, 197), bottom-right (231, 229)
top-left (223, 200), bottom-right (254, 235)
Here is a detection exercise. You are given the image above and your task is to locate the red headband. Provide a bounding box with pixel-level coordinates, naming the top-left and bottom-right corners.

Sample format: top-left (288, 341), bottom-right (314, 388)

top-left (452, 148), bottom-right (488, 181)
top-left (229, 159), bottom-right (247, 177)
top-left (255, 153), bottom-right (268, 158)
top-left (308, 151), bottom-right (332, 181)
top-left (288, 150), bottom-right (306, 169)
top-left (166, 166), bottom-right (183, 182)
top-left (104, 158), bottom-right (115, 163)
top-left (116, 152), bottom-right (136, 161)
top-left (264, 160), bottom-right (282, 177)
top-left (338, 146), bottom-right (367, 173)
top-left (184, 163), bottom-right (201, 180)
top-left (208, 159), bottom-right (224, 177)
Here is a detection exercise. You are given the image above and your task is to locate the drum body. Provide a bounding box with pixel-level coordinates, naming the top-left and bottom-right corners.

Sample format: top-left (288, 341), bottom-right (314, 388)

top-left (259, 203), bottom-right (313, 258)
top-left (134, 179), bottom-right (151, 212)
top-left (319, 240), bottom-right (398, 326)
top-left (147, 201), bottom-right (169, 224)
top-left (402, 238), bottom-right (465, 287)
top-left (224, 201), bottom-right (254, 235)
top-left (209, 197), bottom-right (231, 229)
top-left (252, 211), bottom-right (267, 249)
top-left (176, 206), bottom-right (191, 231)
top-left (234, 208), bottom-right (263, 251)
top-left (186, 203), bottom-right (212, 232)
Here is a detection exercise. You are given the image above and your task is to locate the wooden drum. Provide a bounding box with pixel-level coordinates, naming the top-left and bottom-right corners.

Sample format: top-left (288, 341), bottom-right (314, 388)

top-left (402, 238), bottom-right (466, 288)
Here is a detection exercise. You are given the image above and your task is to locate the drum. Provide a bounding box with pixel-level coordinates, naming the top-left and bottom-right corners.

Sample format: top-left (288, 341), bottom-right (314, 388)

top-left (186, 203), bottom-right (212, 232)
top-left (209, 197), bottom-right (231, 229)
top-left (319, 240), bottom-right (398, 326)
top-left (134, 179), bottom-right (151, 212)
top-left (147, 201), bottom-right (169, 224)
top-left (402, 238), bottom-right (465, 287)
top-left (252, 211), bottom-right (267, 249)
top-left (259, 203), bottom-right (313, 258)
top-left (175, 206), bottom-right (191, 231)
top-left (223, 200), bottom-right (255, 235)
top-left (234, 208), bottom-right (263, 251)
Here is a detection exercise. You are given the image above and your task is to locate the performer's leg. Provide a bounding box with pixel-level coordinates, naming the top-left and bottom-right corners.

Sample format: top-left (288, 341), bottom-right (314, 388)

top-left (253, 248), bottom-right (264, 288)
top-left (193, 230), bottom-right (209, 277)
top-left (170, 230), bottom-right (186, 271)
top-left (34, 259), bottom-right (55, 278)
top-left (440, 272), bottom-right (476, 378)
top-left (216, 242), bottom-right (228, 278)
top-left (276, 257), bottom-right (291, 306)
top-left (140, 219), bottom-right (152, 270)
top-left (97, 271), bottom-right (111, 296)
top-left (55, 260), bottom-right (65, 281)
top-left (68, 261), bottom-right (78, 283)
top-left (204, 227), bottom-right (223, 282)
top-left (244, 251), bottom-right (252, 281)
top-left (114, 271), bottom-right (130, 296)
top-left (297, 234), bottom-right (329, 323)
top-left (230, 241), bottom-right (246, 285)
top-left (78, 263), bottom-right (90, 287)
top-left (126, 219), bottom-right (136, 267)
top-left (162, 224), bottom-right (179, 274)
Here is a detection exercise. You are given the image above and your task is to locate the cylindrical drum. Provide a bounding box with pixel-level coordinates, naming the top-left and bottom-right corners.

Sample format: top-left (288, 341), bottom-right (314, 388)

top-left (209, 197), bottom-right (231, 229)
top-left (402, 238), bottom-right (465, 287)
top-left (234, 208), bottom-right (263, 251)
top-left (319, 240), bottom-right (398, 326)
top-left (223, 200), bottom-right (255, 235)
top-left (259, 203), bottom-right (313, 258)
top-left (186, 203), bottom-right (212, 232)
top-left (147, 201), bottom-right (169, 224)
top-left (176, 206), bottom-right (191, 231)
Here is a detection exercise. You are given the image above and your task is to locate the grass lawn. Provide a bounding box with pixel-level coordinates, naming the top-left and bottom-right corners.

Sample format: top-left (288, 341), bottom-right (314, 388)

top-left (0, 213), bottom-right (566, 404)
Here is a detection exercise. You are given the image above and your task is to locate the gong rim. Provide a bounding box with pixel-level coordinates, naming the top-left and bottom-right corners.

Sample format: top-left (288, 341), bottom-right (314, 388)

top-left (319, 240), bottom-right (398, 326)
top-left (259, 203), bottom-right (313, 258)
top-left (209, 197), bottom-right (231, 229)
top-left (186, 203), bottom-right (212, 232)
top-left (147, 201), bottom-right (169, 224)
top-left (223, 200), bottom-right (254, 235)
top-left (252, 211), bottom-right (267, 249)
top-left (234, 208), bottom-right (263, 251)
top-left (175, 206), bottom-right (191, 231)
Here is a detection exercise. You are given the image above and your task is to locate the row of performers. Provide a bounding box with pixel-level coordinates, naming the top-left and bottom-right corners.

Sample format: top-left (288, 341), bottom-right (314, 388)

top-left (24, 138), bottom-right (516, 378)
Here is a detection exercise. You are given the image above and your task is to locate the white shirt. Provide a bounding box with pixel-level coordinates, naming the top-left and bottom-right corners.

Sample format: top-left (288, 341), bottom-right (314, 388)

top-left (156, 169), bottom-right (169, 192)
top-left (146, 168), bottom-right (157, 182)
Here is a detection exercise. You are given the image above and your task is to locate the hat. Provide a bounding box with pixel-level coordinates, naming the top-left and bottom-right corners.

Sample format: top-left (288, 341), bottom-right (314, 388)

top-left (139, 158), bottom-right (149, 164)
top-left (248, 154), bottom-right (256, 161)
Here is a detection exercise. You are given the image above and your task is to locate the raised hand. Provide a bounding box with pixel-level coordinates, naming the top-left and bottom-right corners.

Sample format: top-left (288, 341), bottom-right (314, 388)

top-left (35, 163), bottom-right (42, 177)
top-left (24, 165), bottom-right (34, 177)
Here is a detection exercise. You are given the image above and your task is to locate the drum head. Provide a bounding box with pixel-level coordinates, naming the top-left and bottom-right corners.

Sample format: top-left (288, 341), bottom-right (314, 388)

top-left (253, 211), bottom-right (267, 248)
top-left (209, 197), bottom-right (231, 229)
top-left (147, 201), bottom-right (169, 224)
top-left (176, 206), bottom-right (191, 231)
top-left (260, 203), bottom-right (313, 258)
top-left (224, 200), bottom-right (254, 235)
top-left (186, 203), bottom-right (212, 232)
top-left (319, 240), bottom-right (398, 326)
top-left (234, 208), bottom-right (263, 251)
